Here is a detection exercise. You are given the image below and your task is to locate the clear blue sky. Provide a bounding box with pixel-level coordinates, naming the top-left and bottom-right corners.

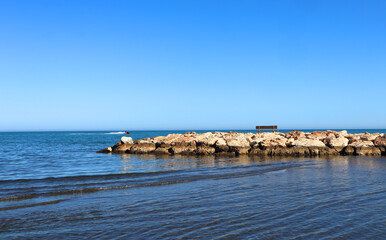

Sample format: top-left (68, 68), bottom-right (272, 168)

top-left (1, 0), bottom-right (385, 131)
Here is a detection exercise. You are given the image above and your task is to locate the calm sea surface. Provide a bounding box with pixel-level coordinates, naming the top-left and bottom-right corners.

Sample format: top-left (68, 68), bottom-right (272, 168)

top-left (0, 130), bottom-right (385, 239)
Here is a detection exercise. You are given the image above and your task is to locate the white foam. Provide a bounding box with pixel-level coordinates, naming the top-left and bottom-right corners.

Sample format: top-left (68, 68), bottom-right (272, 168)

top-left (266, 169), bottom-right (287, 174)
top-left (105, 132), bottom-right (126, 134)
top-left (69, 133), bottom-right (98, 135)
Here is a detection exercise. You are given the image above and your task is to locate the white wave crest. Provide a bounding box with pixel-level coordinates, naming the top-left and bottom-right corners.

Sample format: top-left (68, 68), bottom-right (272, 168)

top-left (105, 131), bottom-right (126, 134)
top-left (266, 169), bottom-right (287, 174)
top-left (69, 133), bottom-right (98, 135)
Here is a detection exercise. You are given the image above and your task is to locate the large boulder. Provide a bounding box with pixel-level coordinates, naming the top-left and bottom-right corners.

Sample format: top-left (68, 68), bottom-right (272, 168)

top-left (293, 138), bottom-right (326, 147)
top-left (343, 146), bottom-right (381, 156)
top-left (97, 147), bottom-right (112, 153)
top-left (162, 134), bottom-right (184, 144)
top-left (336, 130), bottom-right (348, 137)
top-left (355, 147), bottom-right (382, 156)
top-left (306, 131), bottom-right (328, 140)
top-left (285, 138), bottom-right (295, 147)
top-left (111, 141), bottom-right (133, 153)
top-left (152, 135), bottom-right (167, 143)
top-left (214, 138), bottom-right (229, 152)
top-left (345, 140), bottom-right (381, 156)
top-left (226, 137), bottom-right (250, 148)
top-left (346, 134), bottom-right (361, 144)
top-left (249, 148), bottom-right (270, 156)
top-left (309, 147), bottom-right (340, 156)
top-left (137, 138), bottom-right (155, 144)
top-left (259, 139), bottom-right (287, 149)
top-left (348, 140), bottom-right (374, 148)
top-left (285, 130), bottom-right (305, 140)
top-left (231, 147), bottom-right (250, 155)
top-left (326, 137), bottom-right (349, 148)
top-left (360, 133), bottom-right (379, 141)
top-left (153, 146), bottom-right (171, 155)
top-left (195, 145), bottom-right (216, 155)
top-left (113, 144), bottom-right (133, 153)
top-left (129, 143), bottom-right (156, 154)
top-left (373, 137), bottom-right (386, 147)
top-left (260, 132), bottom-right (283, 140)
top-left (379, 147), bottom-right (386, 156)
top-left (244, 132), bottom-right (256, 143)
top-left (170, 142), bottom-right (196, 155)
top-left (170, 135), bottom-right (195, 146)
top-left (343, 146), bottom-right (355, 155)
top-left (194, 132), bottom-right (219, 146)
top-left (225, 134), bottom-right (250, 155)
top-left (121, 136), bottom-right (134, 144)
top-left (289, 147), bottom-right (312, 156)
top-left (250, 137), bottom-right (265, 148)
top-left (185, 131), bottom-right (197, 135)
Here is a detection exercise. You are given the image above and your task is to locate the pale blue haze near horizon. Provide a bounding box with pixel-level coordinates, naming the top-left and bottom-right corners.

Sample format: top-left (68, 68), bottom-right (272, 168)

top-left (0, 0), bottom-right (385, 131)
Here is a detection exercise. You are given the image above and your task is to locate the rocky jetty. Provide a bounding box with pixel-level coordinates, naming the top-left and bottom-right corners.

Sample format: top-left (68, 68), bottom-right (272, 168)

top-left (97, 131), bottom-right (386, 157)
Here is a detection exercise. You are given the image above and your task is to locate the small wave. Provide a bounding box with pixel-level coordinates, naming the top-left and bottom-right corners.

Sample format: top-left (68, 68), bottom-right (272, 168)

top-left (265, 169), bottom-right (287, 174)
top-left (105, 132), bottom-right (126, 134)
top-left (0, 164), bottom-right (298, 204)
top-left (0, 199), bottom-right (67, 211)
top-left (69, 133), bottom-right (99, 135)
top-left (0, 170), bottom-right (174, 184)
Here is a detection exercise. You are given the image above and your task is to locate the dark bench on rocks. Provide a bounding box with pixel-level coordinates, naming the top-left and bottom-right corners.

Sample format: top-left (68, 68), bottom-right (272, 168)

top-left (256, 125), bottom-right (278, 133)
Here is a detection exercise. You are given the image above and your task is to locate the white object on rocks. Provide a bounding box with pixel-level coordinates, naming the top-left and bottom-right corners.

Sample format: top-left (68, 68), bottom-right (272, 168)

top-left (121, 136), bottom-right (134, 144)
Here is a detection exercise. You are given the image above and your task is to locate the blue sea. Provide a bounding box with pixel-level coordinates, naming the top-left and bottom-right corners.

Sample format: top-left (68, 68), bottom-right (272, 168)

top-left (0, 130), bottom-right (385, 239)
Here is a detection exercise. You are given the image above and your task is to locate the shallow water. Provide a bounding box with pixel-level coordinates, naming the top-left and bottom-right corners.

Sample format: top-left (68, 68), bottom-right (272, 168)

top-left (0, 130), bottom-right (385, 239)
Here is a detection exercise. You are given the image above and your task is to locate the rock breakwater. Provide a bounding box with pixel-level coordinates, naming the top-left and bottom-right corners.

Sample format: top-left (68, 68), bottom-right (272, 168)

top-left (98, 131), bottom-right (386, 157)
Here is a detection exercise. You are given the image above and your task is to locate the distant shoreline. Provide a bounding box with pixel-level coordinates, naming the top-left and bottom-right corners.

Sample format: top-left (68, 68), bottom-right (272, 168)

top-left (98, 130), bottom-right (386, 157)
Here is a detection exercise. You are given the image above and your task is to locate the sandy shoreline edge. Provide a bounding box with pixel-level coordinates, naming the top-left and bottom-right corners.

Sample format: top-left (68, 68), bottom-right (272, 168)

top-left (98, 130), bottom-right (386, 157)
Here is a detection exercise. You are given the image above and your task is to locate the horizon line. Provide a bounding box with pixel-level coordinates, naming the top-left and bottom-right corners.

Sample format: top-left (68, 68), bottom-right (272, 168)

top-left (1, 128), bottom-right (386, 133)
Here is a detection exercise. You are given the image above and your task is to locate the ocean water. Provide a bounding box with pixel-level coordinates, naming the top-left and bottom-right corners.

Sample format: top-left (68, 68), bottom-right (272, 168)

top-left (0, 130), bottom-right (385, 239)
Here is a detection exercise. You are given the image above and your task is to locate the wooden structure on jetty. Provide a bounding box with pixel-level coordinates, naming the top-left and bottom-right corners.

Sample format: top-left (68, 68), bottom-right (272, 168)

top-left (256, 125), bottom-right (278, 133)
